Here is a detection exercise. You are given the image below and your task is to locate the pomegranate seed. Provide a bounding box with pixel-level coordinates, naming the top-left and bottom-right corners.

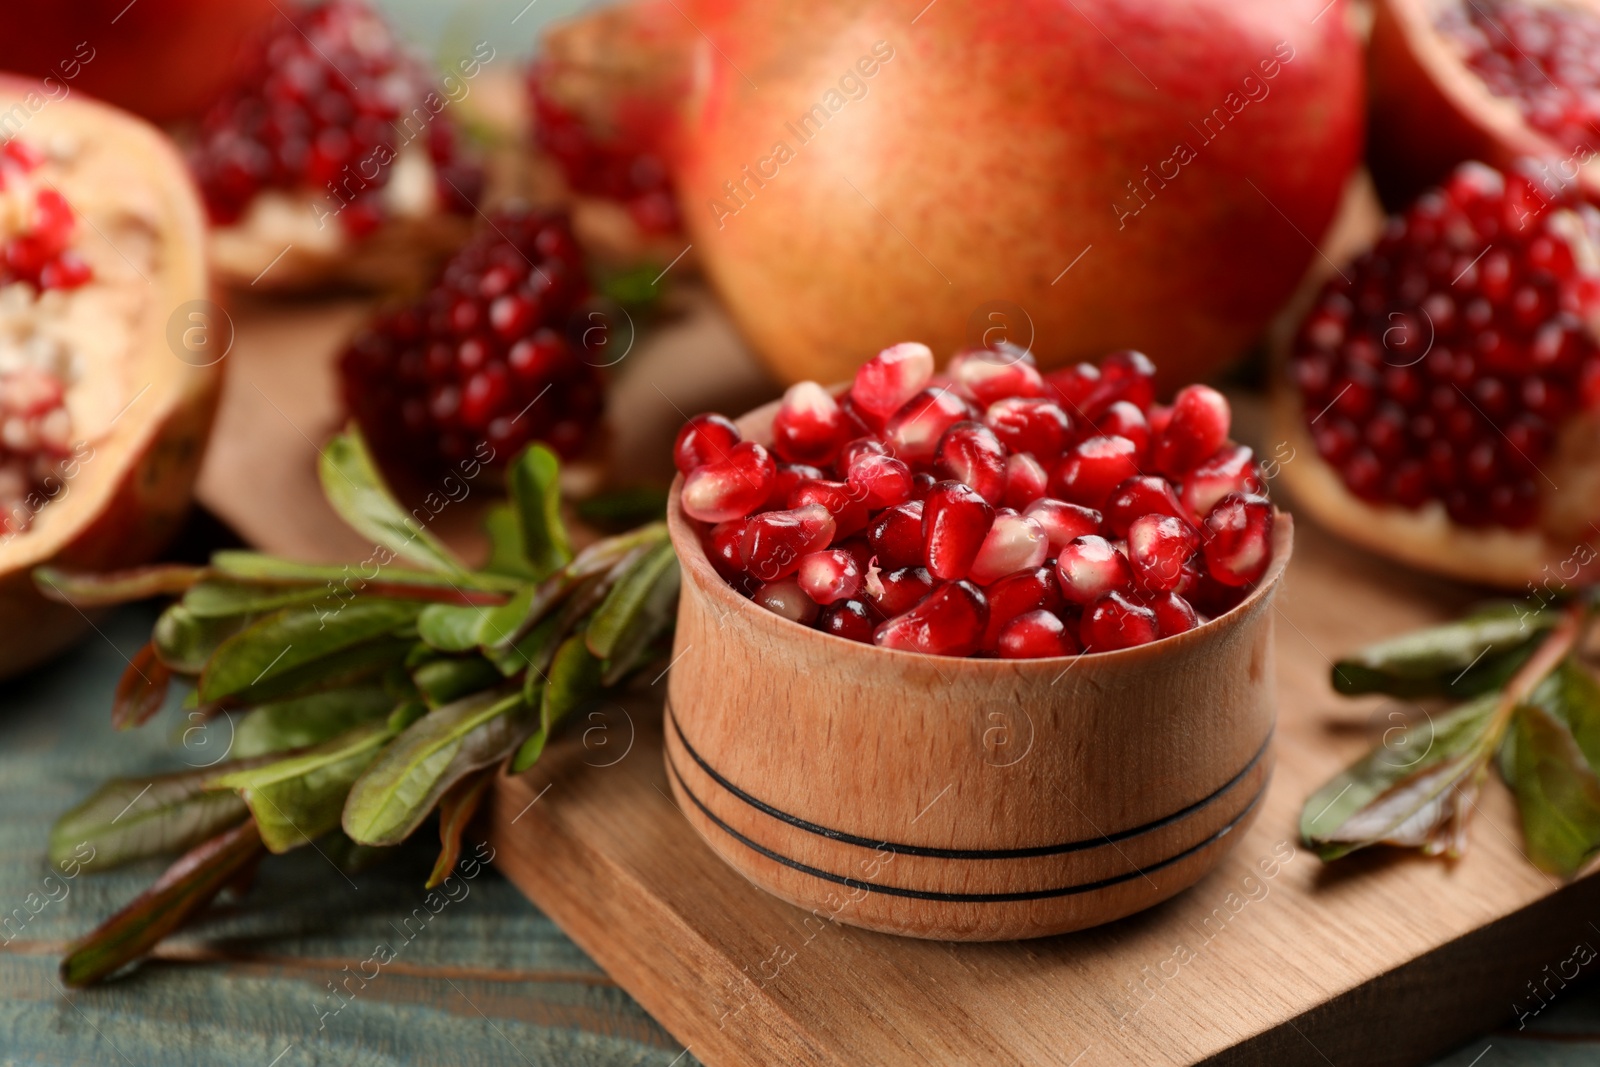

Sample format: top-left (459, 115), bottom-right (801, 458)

top-left (910, 471), bottom-right (938, 499)
top-left (839, 436), bottom-right (890, 469)
top-left (947, 344), bottom-right (1045, 406)
top-left (1151, 385), bottom-right (1231, 477)
top-left (1179, 444), bottom-right (1263, 520)
top-left (984, 397), bottom-right (1072, 461)
top-left (1045, 362), bottom-right (1101, 413)
top-left (846, 452), bottom-right (914, 509)
top-left (868, 500), bottom-right (927, 569)
top-left (1127, 514), bottom-right (1201, 592)
top-left (681, 441), bottom-right (775, 522)
top-left (851, 342), bottom-right (935, 424)
top-left (1145, 591), bottom-right (1199, 637)
top-left (885, 387), bottom-right (977, 463)
top-left (1102, 475), bottom-right (1187, 538)
top-left (997, 609), bottom-right (1080, 659)
top-left (1002, 453), bottom-right (1050, 510)
top-left (968, 510), bottom-right (1049, 585)
top-left (980, 565), bottom-right (1067, 648)
top-left (817, 599), bottom-right (875, 643)
top-left (1055, 534), bottom-right (1135, 605)
top-left (922, 481), bottom-right (995, 580)
top-left (1051, 435), bottom-right (1141, 509)
top-left (933, 420), bottom-right (1008, 505)
top-left (865, 565), bottom-right (935, 618)
top-left (795, 548), bottom-right (863, 604)
top-left (1090, 351), bottom-right (1157, 413)
top-left (704, 519), bottom-right (748, 581)
top-left (772, 381), bottom-right (849, 466)
top-left (1094, 401), bottom-right (1150, 458)
top-left (790, 478), bottom-right (870, 539)
top-left (754, 579), bottom-right (820, 624)
top-left (1024, 498), bottom-right (1102, 554)
top-left (741, 503), bottom-right (836, 581)
top-left (1203, 492), bottom-right (1275, 588)
top-left (1081, 591), bottom-right (1160, 651)
top-left (874, 580), bottom-right (989, 657)
top-left (766, 462), bottom-right (825, 509)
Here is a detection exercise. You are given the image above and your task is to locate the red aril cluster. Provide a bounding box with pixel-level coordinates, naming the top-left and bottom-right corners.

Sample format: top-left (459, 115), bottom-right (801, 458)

top-left (528, 62), bottom-right (679, 236)
top-left (0, 141), bottom-right (91, 292)
top-left (1437, 0), bottom-right (1600, 156)
top-left (339, 207), bottom-right (603, 474)
top-left (190, 0), bottom-right (483, 235)
top-left (1290, 162), bottom-right (1600, 528)
top-left (678, 344), bottom-right (1275, 658)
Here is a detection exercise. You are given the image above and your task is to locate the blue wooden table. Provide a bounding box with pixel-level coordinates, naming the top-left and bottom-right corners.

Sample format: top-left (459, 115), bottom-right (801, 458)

top-left (3, 604), bottom-right (1599, 1065)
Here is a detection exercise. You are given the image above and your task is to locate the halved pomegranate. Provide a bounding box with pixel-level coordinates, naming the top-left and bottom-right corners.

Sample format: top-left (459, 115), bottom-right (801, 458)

top-left (1276, 161), bottom-right (1600, 587)
top-left (1369, 0), bottom-right (1600, 207)
top-left (0, 79), bottom-right (220, 677)
top-left (191, 0), bottom-right (486, 291)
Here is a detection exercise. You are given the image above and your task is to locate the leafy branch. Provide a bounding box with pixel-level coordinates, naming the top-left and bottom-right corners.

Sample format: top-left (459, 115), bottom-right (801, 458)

top-left (1302, 597), bottom-right (1600, 875)
top-left (37, 427), bottom-right (678, 986)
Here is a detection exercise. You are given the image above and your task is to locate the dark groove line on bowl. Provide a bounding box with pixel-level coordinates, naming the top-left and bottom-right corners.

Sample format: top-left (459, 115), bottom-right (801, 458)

top-left (666, 753), bottom-right (1269, 903)
top-left (667, 704), bottom-right (1273, 859)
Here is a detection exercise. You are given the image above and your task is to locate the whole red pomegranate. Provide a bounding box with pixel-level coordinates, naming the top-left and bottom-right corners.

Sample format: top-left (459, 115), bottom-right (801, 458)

top-left (537, 0), bottom-right (1363, 390)
top-left (0, 0), bottom-right (279, 123)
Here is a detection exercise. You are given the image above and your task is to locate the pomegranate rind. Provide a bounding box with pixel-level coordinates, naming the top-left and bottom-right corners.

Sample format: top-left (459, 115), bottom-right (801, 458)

top-left (0, 80), bottom-right (220, 678)
top-left (1368, 0), bottom-right (1600, 208)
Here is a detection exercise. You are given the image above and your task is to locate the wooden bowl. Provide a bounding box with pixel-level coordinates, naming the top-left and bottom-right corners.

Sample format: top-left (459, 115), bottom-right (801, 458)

top-left (663, 398), bottom-right (1293, 940)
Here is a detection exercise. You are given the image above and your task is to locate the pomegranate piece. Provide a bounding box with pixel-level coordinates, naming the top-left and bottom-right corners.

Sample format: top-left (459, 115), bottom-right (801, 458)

top-left (997, 609), bottom-right (1080, 659)
top-left (191, 0), bottom-right (482, 233)
top-left (851, 342), bottom-right (935, 425)
top-left (682, 441), bottom-right (777, 523)
top-left (865, 565), bottom-right (935, 618)
top-left (741, 504), bottom-right (836, 581)
top-left (1002, 453), bottom-right (1050, 510)
top-left (338, 208), bottom-right (601, 472)
top-left (1080, 591), bottom-right (1161, 651)
top-left (947, 343), bottom-right (1045, 407)
top-left (980, 565), bottom-right (1067, 648)
top-left (867, 500), bottom-right (926, 570)
top-left (933, 420), bottom-right (1008, 505)
top-left (1151, 385), bottom-right (1231, 477)
top-left (1024, 498), bottom-right (1103, 554)
top-left (818, 599), bottom-right (875, 643)
top-left (772, 381), bottom-right (849, 466)
top-left (885, 387), bottom-right (978, 464)
top-left (675, 413), bottom-right (741, 474)
top-left (754, 578), bottom-right (820, 624)
top-left (968, 510), bottom-right (1049, 585)
top-left (796, 548), bottom-right (863, 605)
top-left (1055, 534), bottom-right (1135, 606)
top-left (1179, 444), bottom-right (1264, 521)
top-left (1051, 435), bottom-right (1141, 509)
top-left (874, 580), bottom-right (989, 657)
top-left (1102, 475), bottom-right (1187, 538)
top-left (846, 452), bottom-right (914, 509)
top-left (789, 478), bottom-right (869, 539)
top-left (922, 480), bottom-right (995, 580)
top-left (1127, 514), bottom-right (1201, 593)
top-left (1290, 162), bottom-right (1600, 531)
top-left (1203, 493), bottom-right (1276, 588)
top-left (1145, 590), bottom-right (1200, 637)
top-left (984, 397), bottom-right (1072, 461)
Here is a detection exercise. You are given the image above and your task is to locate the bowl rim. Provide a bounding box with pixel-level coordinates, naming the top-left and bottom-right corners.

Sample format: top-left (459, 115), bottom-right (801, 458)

top-left (666, 391), bottom-right (1295, 667)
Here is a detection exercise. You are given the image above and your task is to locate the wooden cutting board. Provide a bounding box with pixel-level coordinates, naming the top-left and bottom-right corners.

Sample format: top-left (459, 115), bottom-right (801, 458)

top-left (198, 280), bottom-right (1600, 1067)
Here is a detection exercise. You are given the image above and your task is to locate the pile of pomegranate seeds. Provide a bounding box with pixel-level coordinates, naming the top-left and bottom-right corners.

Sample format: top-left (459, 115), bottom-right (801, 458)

top-left (1438, 0), bottom-right (1600, 156)
top-left (0, 141), bottom-right (90, 293)
top-left (677, 344), bottom-right (1275, 658)
top-left (1291, 162), bottom-right (1600, 528)
top-left (528, 64), bottom-right (679, 236)
top-left (191, 0), bottom-right (483, 236)
top-left (339, 207), bottom-right (603, 472)
top-left (0, 366), bottom-right (73, 536)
